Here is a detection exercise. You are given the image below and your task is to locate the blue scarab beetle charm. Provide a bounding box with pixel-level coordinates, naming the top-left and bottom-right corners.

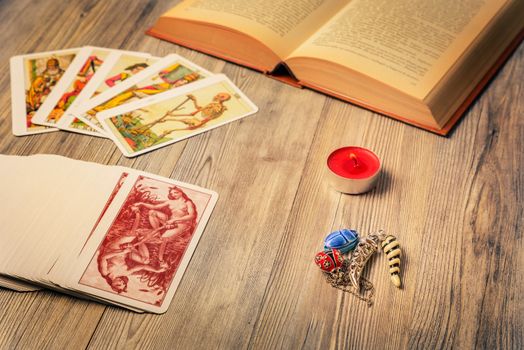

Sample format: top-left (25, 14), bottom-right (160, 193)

top-left (324, 229), bottom-right (359, 254)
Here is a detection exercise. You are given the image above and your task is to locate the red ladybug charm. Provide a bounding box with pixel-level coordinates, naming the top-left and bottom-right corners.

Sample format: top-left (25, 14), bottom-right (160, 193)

top-left (314, 248), bottom-right (344, 273)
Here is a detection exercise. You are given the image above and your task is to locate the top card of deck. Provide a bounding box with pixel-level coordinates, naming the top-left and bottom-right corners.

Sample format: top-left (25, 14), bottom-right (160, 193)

top-left (10, 48), bottom-right (80, 136)
top-left (71, 172), bottom-right (218, 313)
top-left (98, 74), bottom-right (258, 157)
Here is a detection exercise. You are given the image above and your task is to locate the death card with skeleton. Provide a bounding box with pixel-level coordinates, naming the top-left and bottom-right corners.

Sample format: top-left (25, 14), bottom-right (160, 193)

top-left (98, 74), bottom-right (258, 157)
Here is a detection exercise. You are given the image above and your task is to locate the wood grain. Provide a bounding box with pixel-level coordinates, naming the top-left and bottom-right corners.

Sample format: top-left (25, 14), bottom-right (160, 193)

top-left (0, 0), bottom-right (522, 349)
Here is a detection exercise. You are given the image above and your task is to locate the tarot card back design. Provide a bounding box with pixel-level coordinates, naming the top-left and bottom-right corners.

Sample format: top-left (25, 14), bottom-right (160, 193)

top-left (79, 175), bottom-right (215, 309)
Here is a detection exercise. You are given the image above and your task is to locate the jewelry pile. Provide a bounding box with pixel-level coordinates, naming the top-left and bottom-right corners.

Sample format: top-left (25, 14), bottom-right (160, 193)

top-left (314, 229), bottom-right (402, 306)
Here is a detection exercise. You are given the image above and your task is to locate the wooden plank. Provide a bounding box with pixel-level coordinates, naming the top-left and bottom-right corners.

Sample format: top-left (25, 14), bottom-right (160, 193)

top-left (0, 290), bottom-right (105, 350)
top-left (0, 290), bottom-right (39, 348)
top-left (0, 0), bottom-right (521, 348)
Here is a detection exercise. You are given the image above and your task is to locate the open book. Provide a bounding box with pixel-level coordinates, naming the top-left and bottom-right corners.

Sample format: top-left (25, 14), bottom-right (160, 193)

top-left (147, 0), bottom-right (524, 135)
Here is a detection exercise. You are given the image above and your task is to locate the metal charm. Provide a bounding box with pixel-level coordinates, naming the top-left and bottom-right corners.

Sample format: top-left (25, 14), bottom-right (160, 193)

top-left (347, 232), bottom-right (382, 289)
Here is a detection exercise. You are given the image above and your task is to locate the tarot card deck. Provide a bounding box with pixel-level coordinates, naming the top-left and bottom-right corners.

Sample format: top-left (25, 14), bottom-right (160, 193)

top-left (10, 47), bottom-right (258, 155)
top-left (0, 154), bottom-right (218, 313)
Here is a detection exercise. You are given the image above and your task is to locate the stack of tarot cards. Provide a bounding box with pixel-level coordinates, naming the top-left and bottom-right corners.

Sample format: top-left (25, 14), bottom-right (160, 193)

top-left (10, 47), bottom-right (258, 157)
top-left (0, 154), bottom-right (218, 313)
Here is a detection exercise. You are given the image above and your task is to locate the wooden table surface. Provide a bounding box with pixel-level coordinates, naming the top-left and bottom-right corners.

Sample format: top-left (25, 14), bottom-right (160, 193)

top-left (0, 1), bottom-right (522, 349)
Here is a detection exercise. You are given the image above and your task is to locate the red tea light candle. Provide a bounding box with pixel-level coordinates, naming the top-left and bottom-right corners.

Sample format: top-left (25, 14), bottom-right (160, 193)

top-left (326, 146), bottom-right (381, 194)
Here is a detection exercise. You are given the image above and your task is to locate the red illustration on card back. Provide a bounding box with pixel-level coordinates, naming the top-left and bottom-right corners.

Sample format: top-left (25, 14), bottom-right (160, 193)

top-left (79, 175), bottom-right (211, 306)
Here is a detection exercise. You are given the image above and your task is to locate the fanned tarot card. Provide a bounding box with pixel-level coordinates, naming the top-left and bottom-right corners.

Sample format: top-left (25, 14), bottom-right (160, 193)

top-left (10, 48), bottom-right (80, 136)
top-left (74, 54), bottom-right (212, 133)
top-left (30, 47), bottom-right (113, 137)
top-left (61, 51), bottom-right (156, 136)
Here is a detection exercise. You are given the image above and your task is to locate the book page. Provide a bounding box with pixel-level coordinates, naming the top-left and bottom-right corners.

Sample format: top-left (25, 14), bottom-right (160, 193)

top-left (288, 0), bottom-right (507, 98)
top-left (162, 0), bottom-right (348, 58)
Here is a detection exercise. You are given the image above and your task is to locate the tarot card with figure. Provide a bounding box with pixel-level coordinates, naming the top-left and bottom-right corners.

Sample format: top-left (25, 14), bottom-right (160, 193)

top-left (74, 53), bottom-right (212, 133)
top-left (10, 48), bottom-right (80, 136)
top-left (31, 47), bottom-right (113, 137)
top-left (73, 174), bottom-right (217, 313)
top-left (61, 50), bottom-right (154, 136)
top-left (99, 74), bottom-right (258, 157)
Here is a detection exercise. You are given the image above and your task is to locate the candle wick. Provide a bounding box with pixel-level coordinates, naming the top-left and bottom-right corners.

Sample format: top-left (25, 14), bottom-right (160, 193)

top-left (349, 153), bottom-right (359, 167)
